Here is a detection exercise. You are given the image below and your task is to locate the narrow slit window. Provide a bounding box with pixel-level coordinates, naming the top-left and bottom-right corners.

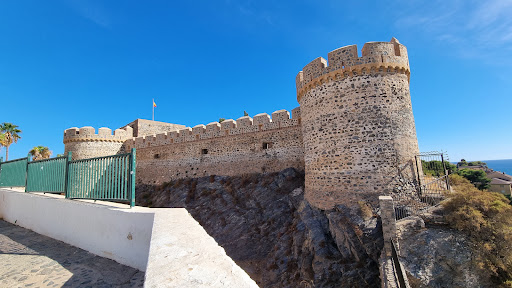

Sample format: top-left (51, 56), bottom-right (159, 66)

top-left (262, 142), bottom-right (272, 150)
top-left (201, 149), bottom-right (208, 155)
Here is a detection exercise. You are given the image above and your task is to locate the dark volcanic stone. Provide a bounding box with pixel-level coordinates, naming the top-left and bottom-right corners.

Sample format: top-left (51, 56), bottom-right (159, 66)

top-left (136, 168), bottom-right (383, 287)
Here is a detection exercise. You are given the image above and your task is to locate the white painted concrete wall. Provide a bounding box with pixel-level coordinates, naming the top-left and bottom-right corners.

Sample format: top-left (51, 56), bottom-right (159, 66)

top-left (0, 189), bottom-right (259, 287)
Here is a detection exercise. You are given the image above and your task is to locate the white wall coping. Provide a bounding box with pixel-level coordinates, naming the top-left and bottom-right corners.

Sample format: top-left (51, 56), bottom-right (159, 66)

top-left (144, 209), bottom-right (259, 288)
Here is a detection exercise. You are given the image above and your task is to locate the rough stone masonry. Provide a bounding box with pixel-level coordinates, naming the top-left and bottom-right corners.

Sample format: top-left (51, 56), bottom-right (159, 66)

top-left (64, 37), bottom-right (420, 211)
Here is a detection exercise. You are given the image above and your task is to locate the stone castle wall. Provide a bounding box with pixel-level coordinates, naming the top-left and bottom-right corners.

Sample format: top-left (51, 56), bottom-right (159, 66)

top-left (296, 38), bottom-right (420, 209)
top-left (124, 109), bottom-right (304, 185)
top-left (63, 38), bottom-right (421, 211)
top-left (63, 126), bottom-right (134, 160)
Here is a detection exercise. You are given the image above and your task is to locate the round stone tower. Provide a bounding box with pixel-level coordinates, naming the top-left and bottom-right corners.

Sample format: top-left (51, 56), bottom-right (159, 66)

top-left (63, 126), bottom-right (133, 160)
top-left (296, 38), bottom-right (420, 210)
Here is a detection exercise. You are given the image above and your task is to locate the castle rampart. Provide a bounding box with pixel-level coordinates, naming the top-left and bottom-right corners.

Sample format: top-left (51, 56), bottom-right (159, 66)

top-left (123, 108), bottom-right (304, 184)
top-left (296, 37), bottom-right (419, 209)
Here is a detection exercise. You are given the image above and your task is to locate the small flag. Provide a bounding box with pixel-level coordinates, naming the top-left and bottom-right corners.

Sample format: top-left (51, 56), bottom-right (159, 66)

top-left (153, 100), bottom-right (157, 107)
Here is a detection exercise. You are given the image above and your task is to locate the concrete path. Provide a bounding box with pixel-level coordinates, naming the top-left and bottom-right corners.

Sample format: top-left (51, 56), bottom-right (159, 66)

top-left (0, 220), bottom-right (144, 288)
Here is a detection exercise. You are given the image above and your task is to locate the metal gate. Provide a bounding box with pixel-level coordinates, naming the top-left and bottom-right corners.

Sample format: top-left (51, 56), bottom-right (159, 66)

top-left (393, 151), bottom-right (451, 219)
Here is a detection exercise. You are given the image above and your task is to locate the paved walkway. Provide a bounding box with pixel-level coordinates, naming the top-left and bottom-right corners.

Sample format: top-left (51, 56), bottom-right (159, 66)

top-left (0, 220), bottom-right (144, 288)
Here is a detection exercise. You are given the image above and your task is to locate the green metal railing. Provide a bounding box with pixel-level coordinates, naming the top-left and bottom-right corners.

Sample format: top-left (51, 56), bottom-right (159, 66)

top-left (67, 149), bottom-right (136, 207)
top-left (0, 154), bottom-right (30, 187)
top-left (26, 154), bottom-right (69, 193)
top-left (0, 149), bottom-right (136, 207)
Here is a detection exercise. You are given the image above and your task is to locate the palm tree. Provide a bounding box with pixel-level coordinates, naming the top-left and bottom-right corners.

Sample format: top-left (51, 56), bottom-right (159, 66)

top-left (0, 123), bottom-right (22, 161)
top-left (29, 146), bottom-right (52, 161)
top-left (0, 132), bottom-right (5, 161)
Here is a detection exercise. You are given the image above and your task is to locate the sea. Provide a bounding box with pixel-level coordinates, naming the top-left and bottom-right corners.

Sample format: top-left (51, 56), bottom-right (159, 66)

top-left (482, 159), bottom-right (512, 175)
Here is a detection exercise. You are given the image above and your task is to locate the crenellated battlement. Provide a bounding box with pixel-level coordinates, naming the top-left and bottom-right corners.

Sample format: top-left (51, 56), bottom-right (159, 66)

top-left (63, 126), bottom-right (134, 144)
top-left (124, 107), bottom-right (301, 150)
top-left (296, 38), bottom-right (410, 102)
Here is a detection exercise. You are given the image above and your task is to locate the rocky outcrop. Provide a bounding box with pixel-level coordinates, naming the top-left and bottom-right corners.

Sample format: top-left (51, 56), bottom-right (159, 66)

top-left (397, 215), bottom-right (491, 288)
top-left (136, 168), bottom-right (384, 287)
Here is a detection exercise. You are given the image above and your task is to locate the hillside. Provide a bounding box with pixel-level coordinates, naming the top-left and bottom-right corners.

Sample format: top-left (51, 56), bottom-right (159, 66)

top-left (136, 168), bottom-right (383, 287)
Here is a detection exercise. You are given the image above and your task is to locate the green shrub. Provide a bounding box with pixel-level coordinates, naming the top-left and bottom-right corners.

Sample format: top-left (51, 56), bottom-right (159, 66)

top-left (421, 160), bottom-right (456, 176)
top-left (457, 169), bottom-right (491, 190)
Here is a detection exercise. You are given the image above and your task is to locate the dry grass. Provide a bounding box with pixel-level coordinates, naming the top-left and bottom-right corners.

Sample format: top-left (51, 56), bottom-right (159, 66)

top-left (358, 201), bottom-right (373, 220)
top-left (443, 174), bottom-right (512, 286)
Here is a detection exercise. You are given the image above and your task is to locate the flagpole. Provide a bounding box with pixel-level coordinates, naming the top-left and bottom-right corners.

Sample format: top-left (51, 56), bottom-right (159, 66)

top-left (152, 98), bottom-right (154, 121)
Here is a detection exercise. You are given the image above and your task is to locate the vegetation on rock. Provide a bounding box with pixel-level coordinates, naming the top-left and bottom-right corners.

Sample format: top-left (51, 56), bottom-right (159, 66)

top-left (457, 159), bottom-right (488, 167)
top-left (443, 174), bottom-right (512, 287)
top-left (357, 200), bottom-right (373, 220)
top-left (467, 161), bottom-right (488, 167)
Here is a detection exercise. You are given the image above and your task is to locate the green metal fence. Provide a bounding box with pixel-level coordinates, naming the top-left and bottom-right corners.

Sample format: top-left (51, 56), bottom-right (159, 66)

top-left (0, 155), bottom-right (30, 187)
top-left (67, 149), bottom-right (136, 207)
top-left (0, 149), bottom-right (136, 207)
top-left (26, 154), bottom-right (69, 193)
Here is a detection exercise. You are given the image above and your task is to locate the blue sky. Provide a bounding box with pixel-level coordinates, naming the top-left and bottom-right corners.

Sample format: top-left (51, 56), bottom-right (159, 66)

top-left (1, 0), bottom-right (511, 162)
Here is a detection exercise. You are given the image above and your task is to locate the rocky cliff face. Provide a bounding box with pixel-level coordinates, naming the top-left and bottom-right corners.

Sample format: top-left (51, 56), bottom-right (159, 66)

top-left (397, 214), bottom-right (491, 288)
top-left (136, 168), bottom-right (384, 287)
